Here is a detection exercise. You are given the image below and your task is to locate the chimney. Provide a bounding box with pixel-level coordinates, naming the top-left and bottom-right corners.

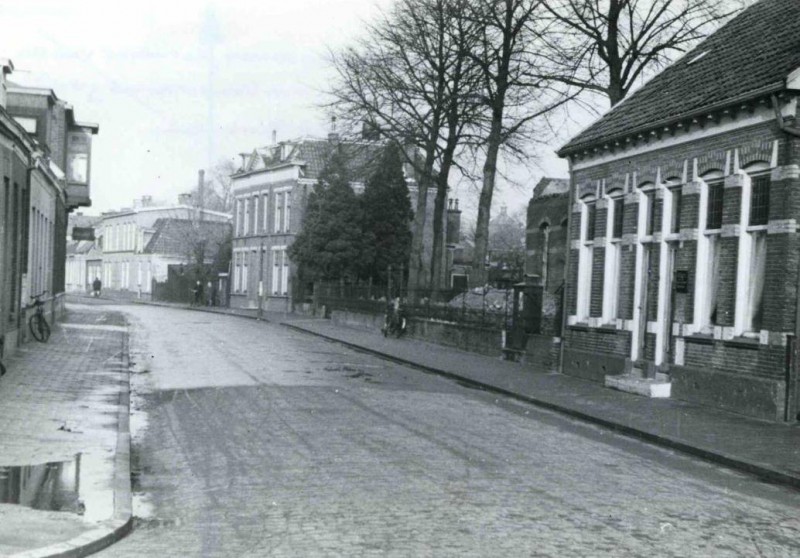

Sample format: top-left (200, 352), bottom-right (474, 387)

top-left (178, 193), bottom-right (193, 206)
top-left (272, 129), bottom-right (277, 144)
top-left (0, 58), bottom-right (14, 110)
top-left (141, 195), bottom-right (153, 207)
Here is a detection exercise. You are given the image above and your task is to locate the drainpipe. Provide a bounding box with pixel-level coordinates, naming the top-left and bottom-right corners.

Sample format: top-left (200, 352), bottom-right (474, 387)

top-left (774, 94), bottom-right (800, 420)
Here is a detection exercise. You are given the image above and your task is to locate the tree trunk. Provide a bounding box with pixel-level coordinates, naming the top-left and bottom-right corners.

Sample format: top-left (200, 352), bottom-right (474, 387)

top-left (430, 170), bottom-right (449, 299)
top-left (471, 113), bottom-right (503, 288)
top-left (407, 143), bottom-right (437, 298)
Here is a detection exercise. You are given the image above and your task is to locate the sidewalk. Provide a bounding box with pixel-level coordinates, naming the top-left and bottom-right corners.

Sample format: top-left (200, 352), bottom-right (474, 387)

top-left (0, 304), bottom-right (131, 557)
top-left (279, 315), bottom-right (800, 490)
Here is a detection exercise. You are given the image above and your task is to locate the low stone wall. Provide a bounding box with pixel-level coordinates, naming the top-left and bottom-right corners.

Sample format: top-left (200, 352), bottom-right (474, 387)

top-left (330, 309), bottom-right (503, 356)
top-left (671, 365), bottom-right (786, 422)
top-left (407, 318), bottom-right (503, 357)
top-left (523, 334), bottom-right (561, 373)
top-left (331, 309), bottom-right (385, 332)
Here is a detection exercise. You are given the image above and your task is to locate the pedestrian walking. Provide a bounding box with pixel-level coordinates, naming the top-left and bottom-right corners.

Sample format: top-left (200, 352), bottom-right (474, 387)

top-left (92, 277), bottom-right (102, 298)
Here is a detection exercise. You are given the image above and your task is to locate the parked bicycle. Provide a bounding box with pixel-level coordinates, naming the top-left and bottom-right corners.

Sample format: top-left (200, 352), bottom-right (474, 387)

top-left (29, 292), bottom-right (51, 343)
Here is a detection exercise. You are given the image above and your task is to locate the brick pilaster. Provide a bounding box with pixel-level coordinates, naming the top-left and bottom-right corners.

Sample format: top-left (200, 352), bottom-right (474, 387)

top-left (618, 246), bottom-right (636, 320)
top-left (673, 240), bottom-right (697, 324)
top-left (566, 248), bottom-right (579, 316)
top-left (646, 243), bottom-right (660, 319)
top-left (715, 236), bottom-right (738, 327)
top-left (590, 247), bottom-right (605, 318)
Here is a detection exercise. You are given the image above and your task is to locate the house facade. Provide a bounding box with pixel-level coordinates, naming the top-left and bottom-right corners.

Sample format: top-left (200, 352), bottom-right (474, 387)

top-left (230, 134), bottom-right (456, 312)
top-left (558, 0), bottom-right (800, 421)
top-left (67, 197), bottom-right (231, 299)
top-left (1, 58), bottom-right (98, 350)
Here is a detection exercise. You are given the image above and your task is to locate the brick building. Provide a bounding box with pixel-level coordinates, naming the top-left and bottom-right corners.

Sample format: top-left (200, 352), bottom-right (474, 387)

top-left (230, 133), bottom-right (460, 312)
top-left (1, 58), bottom-right (98, 350)
top-left (557, 0), bottom-right (800, 421)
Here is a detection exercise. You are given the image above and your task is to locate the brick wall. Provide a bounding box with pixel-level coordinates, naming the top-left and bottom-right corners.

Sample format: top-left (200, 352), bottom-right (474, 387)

top-left (565, 326), bottom-right (631, 357)
top-left (590, 247), bottom-right (605, 317)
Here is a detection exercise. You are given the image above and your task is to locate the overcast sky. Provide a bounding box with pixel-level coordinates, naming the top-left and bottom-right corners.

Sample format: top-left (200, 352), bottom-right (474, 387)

top-left (1, 0), bottom-right (572, 218)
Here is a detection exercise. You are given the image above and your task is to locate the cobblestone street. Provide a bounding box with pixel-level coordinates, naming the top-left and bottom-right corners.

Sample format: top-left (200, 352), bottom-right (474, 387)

top-left (102, 304), bottom-right (800, 557)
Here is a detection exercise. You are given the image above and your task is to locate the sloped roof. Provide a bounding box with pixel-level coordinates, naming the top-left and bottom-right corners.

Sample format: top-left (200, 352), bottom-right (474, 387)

top-left (294, 139), bottom-right (383, 181)
top-left (238, 137), bottom-right (386, 182)
top-left (66, 240), bottom-right (97, 255)
top-left (144, 218), bottom-right (231, 256)
top-left (559, 0), bottom-right (800, 156)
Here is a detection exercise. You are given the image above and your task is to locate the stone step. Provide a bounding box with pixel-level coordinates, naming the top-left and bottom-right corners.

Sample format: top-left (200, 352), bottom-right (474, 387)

top-left (605, 373), bottom-right (671, 398)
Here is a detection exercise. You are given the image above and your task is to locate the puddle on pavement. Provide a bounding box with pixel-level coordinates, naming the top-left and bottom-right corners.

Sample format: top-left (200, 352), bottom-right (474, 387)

top-left (0, 454), bottom-right (84, 515)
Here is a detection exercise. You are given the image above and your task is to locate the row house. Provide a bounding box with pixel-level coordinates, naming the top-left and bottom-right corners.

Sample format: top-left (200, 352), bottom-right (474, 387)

top-left (0, 58), bottom-right (98, 350)
top-left (66, 195), bottom-right (231, 298)
top-left (557, 0), bottom-right (800, 421)
top-left (230, 134), bottom-right (385, 312)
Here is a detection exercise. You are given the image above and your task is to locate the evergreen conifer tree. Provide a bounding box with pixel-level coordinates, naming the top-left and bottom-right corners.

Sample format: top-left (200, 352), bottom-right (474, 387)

top-left (361, 142), bottom-right (413, 284)
top-left (289, 147), bottom-right (366, 281)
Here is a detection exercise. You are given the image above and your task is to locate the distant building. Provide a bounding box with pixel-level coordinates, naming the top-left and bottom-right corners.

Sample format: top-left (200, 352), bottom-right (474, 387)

top-left (557, 0), bottom-right (800, 421)
top-left (525, 178), bottom-right (570, 295)
top-left (65, 213), bottom-right (102, 293)
top-left (230, 132), bottom-right (459, 311)
top-left (65, 196), bottom-right (231, 299)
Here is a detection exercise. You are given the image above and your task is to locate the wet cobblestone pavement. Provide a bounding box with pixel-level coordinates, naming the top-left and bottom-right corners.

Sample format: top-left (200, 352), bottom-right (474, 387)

top-left (102, 304), bottom-right (800, 557)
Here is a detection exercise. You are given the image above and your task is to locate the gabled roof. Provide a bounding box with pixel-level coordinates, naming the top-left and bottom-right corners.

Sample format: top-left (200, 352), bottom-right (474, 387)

top-left (236, 137), bottom-right (385, 182)
top-left (558, 0), bottom-right (800, 157)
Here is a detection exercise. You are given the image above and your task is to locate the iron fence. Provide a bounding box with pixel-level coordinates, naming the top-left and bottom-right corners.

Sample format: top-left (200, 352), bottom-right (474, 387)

top-left (315, 281), bottom-right (513, 330)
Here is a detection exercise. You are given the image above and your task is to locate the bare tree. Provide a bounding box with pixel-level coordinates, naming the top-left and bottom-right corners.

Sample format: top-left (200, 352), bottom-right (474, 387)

top-left (539, 0), bottom-right (745, 107)
top-left (328, 0), bottom-right (483, 295)
top-left (466, 0), bottom-right (576, 288)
